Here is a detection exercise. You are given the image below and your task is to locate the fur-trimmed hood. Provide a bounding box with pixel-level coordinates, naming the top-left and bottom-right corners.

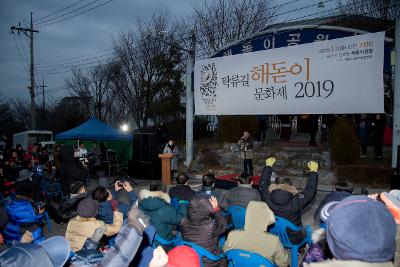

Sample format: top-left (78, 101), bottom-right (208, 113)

top-left (139, 189), bottom-right (171, 203)
top-left (268, 183), bottom-right (298, 194)
top-left (139, 189), bottom-right (171, 212)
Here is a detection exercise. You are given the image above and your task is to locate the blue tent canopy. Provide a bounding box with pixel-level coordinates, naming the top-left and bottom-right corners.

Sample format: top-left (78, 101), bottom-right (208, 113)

top-left (55, 117), bottom-right (132, 141)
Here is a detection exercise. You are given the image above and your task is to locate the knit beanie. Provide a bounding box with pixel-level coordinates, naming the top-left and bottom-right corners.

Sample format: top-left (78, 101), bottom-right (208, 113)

top-left (326, 195), bottom-right (396, 262)
top-left (167, 245), bottom-right (200, 267)
top-left (77, 197), bottom-right (99, 218)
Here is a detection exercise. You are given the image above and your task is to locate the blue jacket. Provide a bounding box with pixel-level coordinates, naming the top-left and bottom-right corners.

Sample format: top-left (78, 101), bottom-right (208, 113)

top-left (97, 191), bottom-right (138, 224)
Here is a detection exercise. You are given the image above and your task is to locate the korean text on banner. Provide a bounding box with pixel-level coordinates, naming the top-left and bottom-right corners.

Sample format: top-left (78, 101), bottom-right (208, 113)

top-left (194, 32), bottom-right (385, 115)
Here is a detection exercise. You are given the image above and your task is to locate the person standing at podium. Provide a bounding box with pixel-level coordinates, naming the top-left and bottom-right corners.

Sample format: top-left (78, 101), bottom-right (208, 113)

top-left (163, 139), bottom-right (179, 178)
top-left (237, 131), bottom-right (254, 176)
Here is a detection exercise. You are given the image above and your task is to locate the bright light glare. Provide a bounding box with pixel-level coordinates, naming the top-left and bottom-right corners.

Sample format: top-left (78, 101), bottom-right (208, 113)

top-left (121, 124), bottom-right (129, 132)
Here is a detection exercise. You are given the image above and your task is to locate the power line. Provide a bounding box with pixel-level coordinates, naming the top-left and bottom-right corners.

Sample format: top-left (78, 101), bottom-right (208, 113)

top-left (45, 60), bottom-right (114, 75)
top-left (18, 34), bottom-right (29, 68)
top-left (39, 57), bottom-right (112, 75)
top-left (36, 0), bottom-right (117, 28)
top-left (43, 0), bottom-right (364, 74)
top-left (36, 52), bottom-right (113, 70)
top-left (36, 48), bottom-right (113, 66)
top-left (33, 0), bottom-right (301, 72)
top-left (11, 34), bottom-right (29, 75)
top-left (35, 0), bottom-right (87, 23)
top-left (38, 1), bottom-right (399, 79)
top-left (36, 0), bottom-right (103, 26)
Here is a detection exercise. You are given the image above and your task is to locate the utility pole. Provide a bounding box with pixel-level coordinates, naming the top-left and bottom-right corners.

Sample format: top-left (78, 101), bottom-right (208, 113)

top-left (185, 30), bottom-right (196, 167)
top-left (41, 77), bottom-right (47, 112)
top-left (392, 15), bottom-right (400, 171)
top-left (40, 77), bottom-right (47, 129)
top-left (10, 12), bottom-right (39, 130)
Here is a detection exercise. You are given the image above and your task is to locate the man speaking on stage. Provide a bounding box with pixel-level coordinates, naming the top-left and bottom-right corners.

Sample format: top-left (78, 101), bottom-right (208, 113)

top-left (237, 131), bottom-right (254, 176)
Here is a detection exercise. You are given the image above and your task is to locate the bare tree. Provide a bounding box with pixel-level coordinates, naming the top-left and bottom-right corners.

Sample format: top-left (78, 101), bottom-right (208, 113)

top-left (190, 0), bottom-right (278, 56)
top-left (0, 96), bottom-right (25, 135)
top-left (9, 98), bottom-right (31, 130)
top-left (336, 0), bottom-right (399, 21)
top-left (65, 63), bottom-right (115, 123)
top-left (112, 10), bottom-right (185, 129)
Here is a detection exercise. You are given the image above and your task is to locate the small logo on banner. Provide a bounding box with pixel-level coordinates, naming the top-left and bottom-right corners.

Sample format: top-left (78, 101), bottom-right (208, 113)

top-left (200, 63), bottom-right (218, 111)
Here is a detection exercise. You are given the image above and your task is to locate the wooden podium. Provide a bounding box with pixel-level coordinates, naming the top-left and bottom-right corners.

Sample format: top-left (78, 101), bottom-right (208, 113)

top-left (158, 153), bottom-right (174, 185)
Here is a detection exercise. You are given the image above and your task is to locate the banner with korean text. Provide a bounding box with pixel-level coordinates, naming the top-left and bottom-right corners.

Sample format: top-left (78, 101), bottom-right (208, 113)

top-left (194, 32), bottom-right (385, 115)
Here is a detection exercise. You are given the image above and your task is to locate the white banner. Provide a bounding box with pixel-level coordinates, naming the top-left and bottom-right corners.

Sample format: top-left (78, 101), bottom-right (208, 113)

top-left (194, 32), bottom-right (385, 115)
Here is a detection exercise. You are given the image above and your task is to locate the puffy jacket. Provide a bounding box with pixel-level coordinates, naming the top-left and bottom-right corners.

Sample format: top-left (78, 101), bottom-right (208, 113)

top-left (59, 192), bottom-right (89, 222)
top-left (169, 184), bottom-right (195, 201)
top-left (97, 191), bottom-right (138, 224)
top-left (139, 189), bottom-right (186, 241)
top-left (181, 194), bottom-right (227, 267)
top-left (59, 145), bottom-right (88, 193)
top-left (224, 201), bottom-right (289, 267)
top-left (258, 166), bottom-right (318, 227)
top-left (228, 184), bottom-right (261, 207)
top-left (65, 211), bottom-right (123, 252)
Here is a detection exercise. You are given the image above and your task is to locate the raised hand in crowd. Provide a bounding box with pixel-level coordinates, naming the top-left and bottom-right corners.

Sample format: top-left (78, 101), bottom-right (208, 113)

top-left (123, 181), bottom-right (133, 192)
top-left (265, 157), bottom-right (276, 167)
top-left (209, 195), bottom-right (219, 210)
top-left (307, 161), bottom-right (319, 172)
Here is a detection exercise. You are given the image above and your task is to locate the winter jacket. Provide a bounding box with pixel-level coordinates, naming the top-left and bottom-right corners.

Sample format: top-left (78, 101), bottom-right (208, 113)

top-left (198, 186), bottom-right (230, 211)
top-left (139, 189), bottom-right (186, 240)
top-left (59, 192), bottom-right (89, 222)
top-left (169, 184), bottom-right (195, 201)
top-left (65, 211), bottom-right (123, 252)
top-left (97, 191), bottom-right (138, 224)
top-left (0, 243), bottom-right (56, 267)
top-left (237, 136), bottom-right (254, 159)
top-left (224, 201), bottom-right (289, 267)
top-left (228, 184), bottom-right (261, 207)
top-left (304, 260), bottom-right (394, 267)
top-left (101, 223), bottom-right (144, 267)
top-left (258, 166), bottom-right (318, 227)
top-left (59, 145), bottom-right (88, 193)
top-left (181, 194), bottom-right (228, 267)
top-left (70, 239), bottom-right (104, 266)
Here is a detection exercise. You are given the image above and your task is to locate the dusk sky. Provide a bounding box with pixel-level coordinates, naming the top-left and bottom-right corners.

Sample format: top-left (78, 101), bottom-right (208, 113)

top-left (0, 0), bottom-right (335, 102)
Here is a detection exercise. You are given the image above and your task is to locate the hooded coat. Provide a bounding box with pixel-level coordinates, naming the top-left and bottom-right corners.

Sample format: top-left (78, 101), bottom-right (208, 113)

top-left (223, 201), bottom-right (289, 267)
top-left (258, 166), bottom-right (318, 227)
top-left (139, 189), bottom-right (186, 241)
top-left (181, 194), bottom-right (227, 267)
top-left (59, 145), bottom-right (88, 193)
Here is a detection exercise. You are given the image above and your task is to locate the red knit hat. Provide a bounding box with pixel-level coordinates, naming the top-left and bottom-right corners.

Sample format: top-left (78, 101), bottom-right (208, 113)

top-left (167, 246), bottom-right (200, 267)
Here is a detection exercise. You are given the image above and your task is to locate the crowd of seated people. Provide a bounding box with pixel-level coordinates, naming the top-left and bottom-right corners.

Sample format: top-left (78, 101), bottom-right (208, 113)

top-left (0, 148), bottom-right (399, 267)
